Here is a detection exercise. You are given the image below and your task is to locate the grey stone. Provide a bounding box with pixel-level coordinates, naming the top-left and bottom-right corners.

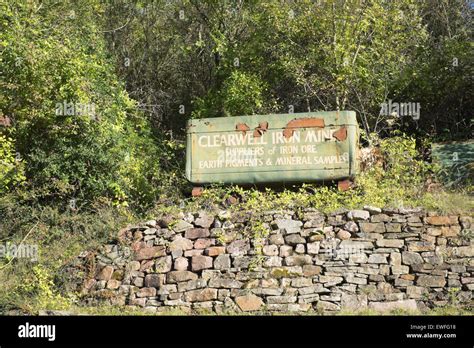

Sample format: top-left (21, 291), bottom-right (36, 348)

top-left (226, 240), bottom-right (250, 255)
top-left (307, 242), bottom-right (320, 255)
top-left (363, 206), bottom-right (382, 214)
top-left (169, 236), bottom-right (193, 251)
top-left (347, 210), bottom-right (370, 221)
top-left (284, 255), bottom-right (313, 266)
top-left (267, 296), bottom-right (297, 304)
top-left (272, 219), bottom-right (303, 234)
top-left (208, 278), bottom-right (243, 288)
top-left (214, 254), bottom-right (231, 270)
top-left (295, 244), bottom-right (306, 254)
top-left (177, 279), bottom-right (207, 292)
top-left (154, 256), bottom-right (172, 273)
top-left (269, 234), bottom-right (285, 245)
top-left (416, 275), bottom-right (446, 287)
top-left (402, 251), bottom-right (424, 265)
top-left (345, 274), bottom-right (368, 285)
top-left (194, 214), bottom-right (214, 228)
top-left (341, 294), bottom-right (368, 310)
top-left (172, 220), bottom-right (193, 232)
top-left (279, 245), bottom-right (293, 257)
top-left (376, 239), bottom-right (404, 248)
top-left (233, 256), bottom-right (251, 268)
top-left (316, 301), bottom-right (340, 311)
top-left (359, 222), bottom-right (386, 233)
top-left (298, 284), bottom-right (330, 295)
top-left (264, 256), bottom-right (282, 267)
top-left (344, 221), bottom-right (359, 232)
top-left (143, 228), bottom-right (157, 235)
top-left (391, 265), bottom-right (409, 275)
top-left (263, 244), bottom-right (279, 256)
top-left (167, 271), bottom-right (198, 283)
top-left (303, 216), bottom-right (325, 228)
top-left (284, 234), bottom-right (306, 245)
top-left (298, 294), bottom-right (320, 303)
top-left (267, 303), bottom-right (311, 312)
top-left (291, 278), bottom-right (313, 288)
top-left (390, 252), bottom-right (402, 266)
top-left (385, 223), bottom-right (402, 233)
top-left (368, 254), bottom-right (388, 264)
top-left (457, 246), bottom-right (474, 257)
top-left (251, 288), bottom-right (284, 296)
top-left (171, 249), bottom-right (183, 259)
top-left (406, 286), bottom-right (427, 299)
top-left (339, 240), bottom-right (374, 249)
top-left (318, 275), bottom-right (343, 286)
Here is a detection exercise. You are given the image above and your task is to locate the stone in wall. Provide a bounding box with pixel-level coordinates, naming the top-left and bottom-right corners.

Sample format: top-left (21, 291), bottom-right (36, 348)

top-left (73, 207), bottom-right (473, 314)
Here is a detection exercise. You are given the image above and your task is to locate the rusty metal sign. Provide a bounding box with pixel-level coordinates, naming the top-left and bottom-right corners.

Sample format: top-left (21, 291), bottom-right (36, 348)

top-left (186, 111), bottom-right (360, 185)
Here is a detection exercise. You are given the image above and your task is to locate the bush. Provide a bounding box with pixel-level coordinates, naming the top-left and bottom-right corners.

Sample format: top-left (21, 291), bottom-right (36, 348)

top-left (0, 0), bottom-right (179, 211)
top-left (0, 135), bottom-right (25, 193)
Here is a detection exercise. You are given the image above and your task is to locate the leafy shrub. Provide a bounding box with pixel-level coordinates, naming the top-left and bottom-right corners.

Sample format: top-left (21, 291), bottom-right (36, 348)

top-left (0, 0), bottom-right (175, 211)
top-left (0, 135), bottom-right (25, 193)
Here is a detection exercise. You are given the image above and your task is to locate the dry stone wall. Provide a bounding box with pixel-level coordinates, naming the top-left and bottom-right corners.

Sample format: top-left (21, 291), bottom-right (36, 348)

top-left (75, 207), bottom-right (473, 313)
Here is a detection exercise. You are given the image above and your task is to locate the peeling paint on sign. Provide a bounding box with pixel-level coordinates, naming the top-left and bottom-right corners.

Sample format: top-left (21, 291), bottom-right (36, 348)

top-left (333, 126), bottom-right (347, 141)
top-left (253, 121), bottom-right (269, 138)
top-left (236, 123), bottom-right (250, 134)
top-left (283, 117), bottom-right (325, 138)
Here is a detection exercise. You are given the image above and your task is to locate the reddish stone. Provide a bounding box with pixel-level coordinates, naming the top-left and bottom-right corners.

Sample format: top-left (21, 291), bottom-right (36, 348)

top-left (185, 228), bottom-right (210, 240)
top-left (194, 238), bottom-right (214, 249)
top-left (235, 294), bottom-right (264, 311)
top-left (185, 288), bottom-right (218, 302)
top-left (425, 216), bottom-right (458, 226)
top-left (96, 266), bottom-right (114, 281)
top-left (191, 255), bottom-right (213, 271)
top-left (134, 246), bottom-right (166, 261)
top-left (136, 287), bottom-right (157, 298)
top-left (205, 246), bottom-right (226, 256)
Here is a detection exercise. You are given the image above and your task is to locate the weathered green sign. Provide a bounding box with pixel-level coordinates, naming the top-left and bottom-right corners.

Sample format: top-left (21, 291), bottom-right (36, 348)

top-left (432, 141), bottom-right (474, 187)
top-left (186, 111), bottom-right (360, 186)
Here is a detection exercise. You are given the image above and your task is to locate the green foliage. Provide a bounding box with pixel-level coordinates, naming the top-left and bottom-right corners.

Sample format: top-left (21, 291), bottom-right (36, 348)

top-left (248, 220), bottom-right (270, 270)
top-left (192, 70), bottom-right (267, 118)
top-left (0, 194), bottom-right (135, 313)
top-left (0, 0), bottom-right (179, 211)
top-left (356, 132), bottom-right (433, 207)
top-left (18, 265), bottom-right (73, 311)
top-left (0, 135), bottom-right (25, 193)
